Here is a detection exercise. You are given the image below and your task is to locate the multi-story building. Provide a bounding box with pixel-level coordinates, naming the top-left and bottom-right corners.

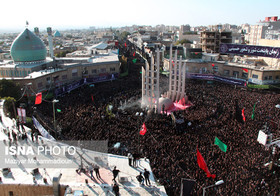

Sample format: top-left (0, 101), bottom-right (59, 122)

top-left (248, 16), bottom-right (280, 45)
top-left (200, 31), bottom-right (232, 53)
top-left (163, 52), bottom-right (280, 85)
top-left (180, 25), bottom-right (191, 33)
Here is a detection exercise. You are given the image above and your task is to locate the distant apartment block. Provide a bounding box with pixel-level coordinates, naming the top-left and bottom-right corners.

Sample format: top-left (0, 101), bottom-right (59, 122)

top-left (180, 25), bottom-right (191, 33)
top-left (248, 16), bottom-right (280, 45)
top-left (200, 31), bottom-right (232, 53)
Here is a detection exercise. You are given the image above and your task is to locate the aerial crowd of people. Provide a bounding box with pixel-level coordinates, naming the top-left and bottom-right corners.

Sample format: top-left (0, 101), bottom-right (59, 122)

top-left (36, 59), bottom-right (280, 195)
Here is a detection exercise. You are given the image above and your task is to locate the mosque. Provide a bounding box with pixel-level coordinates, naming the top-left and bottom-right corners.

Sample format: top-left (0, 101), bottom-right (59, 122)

top-left (0, 27), bottom-right (120, 94)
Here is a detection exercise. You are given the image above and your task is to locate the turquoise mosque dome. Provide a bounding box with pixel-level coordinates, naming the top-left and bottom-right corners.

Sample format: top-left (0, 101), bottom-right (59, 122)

top-left (54, 30), bottom-right (61, 37)
top-left (10, 28), bottom-right (47, 62)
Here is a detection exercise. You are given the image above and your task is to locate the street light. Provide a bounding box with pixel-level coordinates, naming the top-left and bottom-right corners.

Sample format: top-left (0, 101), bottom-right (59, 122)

top-left (203, 180), bottom-right (224, 196)
top-left (52, 99), bottom-right (59, 138)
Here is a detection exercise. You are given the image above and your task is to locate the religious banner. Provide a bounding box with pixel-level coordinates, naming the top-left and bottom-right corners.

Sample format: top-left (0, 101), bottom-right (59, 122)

top-left (187, 73), bottom-right (246, 86)
top-left (55, 73), bottom-right (118, 96)
top-left (32, 116), bottom-right (55, 141)
top-left (220, 43), bottom-right (280, 58)
top-left (17, 107), bottom-right (26, 123)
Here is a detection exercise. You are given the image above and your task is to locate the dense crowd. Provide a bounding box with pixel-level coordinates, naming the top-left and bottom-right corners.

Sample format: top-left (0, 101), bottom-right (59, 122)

top-left (36, 61), bottom-right (280, 195)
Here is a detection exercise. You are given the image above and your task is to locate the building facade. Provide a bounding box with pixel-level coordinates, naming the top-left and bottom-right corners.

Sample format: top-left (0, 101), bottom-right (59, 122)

top-left (200, 31), bottom-right (232, 53)
top-left (0, 28), bottom-right (120, 93)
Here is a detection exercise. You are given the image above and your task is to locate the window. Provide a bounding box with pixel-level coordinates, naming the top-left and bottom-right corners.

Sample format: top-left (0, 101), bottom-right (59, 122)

top-left (276, 76), bottom-right (279, 79)
top-left (264, 76), bottom-right (268, 80)
top-left (269, 76), bottom-right (272, 80)
top-left (252, 74), bottom-right (258, 79)
top-left (72, 69), bottom-right (78, 77)
top-left (46, 77), bottom-right (50, 81)
top-left (224, 70), bottom-right (229, 76)
top-left (37, 82), bottom-right (43, 88)
top-left (92, 69), bottom-right (97, 74)
top-left (242, 72), bottom-right (248, 78)
top-left (201, 67), bottom-right (207, 73)
top-left (110, 67), bottom-right (115, 72)
top-left (100, 68), bottom-right (106, 73)
top-left (213, 65), bottom-right (218, 72)
top-left (233, 71), bottom-right (239, 77)
top-left (82, 69), bottom-right (88, 75)
top-left (62, 75), bottom-right (67, 80)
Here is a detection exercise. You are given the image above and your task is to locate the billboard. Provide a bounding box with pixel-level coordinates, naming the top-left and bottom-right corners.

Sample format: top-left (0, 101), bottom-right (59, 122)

top-left (220, 43), bottom-right (280, 58)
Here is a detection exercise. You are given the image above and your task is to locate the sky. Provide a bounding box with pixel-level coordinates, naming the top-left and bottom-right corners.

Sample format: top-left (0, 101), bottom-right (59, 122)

top-left (1, 0), bottom-right (280, 32)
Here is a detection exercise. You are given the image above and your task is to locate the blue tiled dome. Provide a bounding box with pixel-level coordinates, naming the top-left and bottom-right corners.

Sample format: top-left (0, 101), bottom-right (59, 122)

top-left (11, 28), bottom-right (47, 62)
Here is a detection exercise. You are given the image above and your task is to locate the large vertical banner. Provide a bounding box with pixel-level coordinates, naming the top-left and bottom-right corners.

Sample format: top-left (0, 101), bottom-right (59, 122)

top-left (17, 107), bottom-right (26, 123)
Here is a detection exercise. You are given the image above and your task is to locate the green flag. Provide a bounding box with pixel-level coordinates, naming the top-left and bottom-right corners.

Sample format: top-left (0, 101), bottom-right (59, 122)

top-left (251, 103), bottom-right (256, 120)
top-left (214, 137), bottom-right (227, 152)
top-left (132, 59), bottom-right (137, 63)
top-left (57, 109), bottom-right (61, 112)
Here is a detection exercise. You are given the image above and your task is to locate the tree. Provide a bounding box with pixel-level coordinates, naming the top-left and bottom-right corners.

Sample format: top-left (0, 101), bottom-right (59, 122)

top-left (120, 31), bottom-right (131, 40)
top-left (175, 39), bottom-right (193, 46)
top-left (0, 79), bottom-right (21, 100)
top-left (3, 96), bottom-right (16, 118)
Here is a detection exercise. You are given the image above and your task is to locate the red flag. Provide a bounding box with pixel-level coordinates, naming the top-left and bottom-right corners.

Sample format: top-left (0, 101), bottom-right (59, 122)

top-left (35, 92), bottom-right (42, 105)
top-left (140, 123), bottom-right (147, 135)
top-left (212, 64), bottom-right (215, 67)
top-left (179, 98), bottom-right (183, 105)
top-left (242, 68), bottom-right (248, 73)
top-left (133, 52), bottom-right (135, 56)
top-left (91, 94), bottom-right (94, 102)
top-left (197, 149), bottom-right (216, 179)
top-left (242, 108), bottom-right (246, 122)
top-left (172, 60), bottom-right (175, 67)
top-left (124, 43), bottom-right (127, 47)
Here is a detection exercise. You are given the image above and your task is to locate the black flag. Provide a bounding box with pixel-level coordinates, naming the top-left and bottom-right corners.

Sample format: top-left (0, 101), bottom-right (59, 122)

top-left (180, 178), bottom-right (196, 196)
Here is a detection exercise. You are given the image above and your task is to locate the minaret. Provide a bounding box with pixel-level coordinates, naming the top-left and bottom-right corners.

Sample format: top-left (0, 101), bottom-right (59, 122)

top-left (34, 27), bottom-right (39, 36)
top-left (47, 27), bottom-right (54, 58)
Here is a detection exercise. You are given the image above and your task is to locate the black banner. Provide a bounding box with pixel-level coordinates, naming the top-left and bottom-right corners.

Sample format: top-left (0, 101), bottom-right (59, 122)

top-left (180, 178), bottom-right (196, 196)
top-left (220, 43), bottom-right (280, 58)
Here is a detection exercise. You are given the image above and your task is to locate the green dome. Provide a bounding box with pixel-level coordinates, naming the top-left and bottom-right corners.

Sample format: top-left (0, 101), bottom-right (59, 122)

top-left (11, 28), bottom-right (47, 62)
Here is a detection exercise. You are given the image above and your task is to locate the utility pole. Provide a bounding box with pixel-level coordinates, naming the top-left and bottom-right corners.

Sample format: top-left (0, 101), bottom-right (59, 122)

top-left (52, 99), bottom-right (59, 138)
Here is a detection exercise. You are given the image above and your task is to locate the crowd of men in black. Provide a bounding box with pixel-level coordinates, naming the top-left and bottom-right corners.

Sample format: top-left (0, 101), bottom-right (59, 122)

top-left (35, 51), bottom-right (280, 195)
